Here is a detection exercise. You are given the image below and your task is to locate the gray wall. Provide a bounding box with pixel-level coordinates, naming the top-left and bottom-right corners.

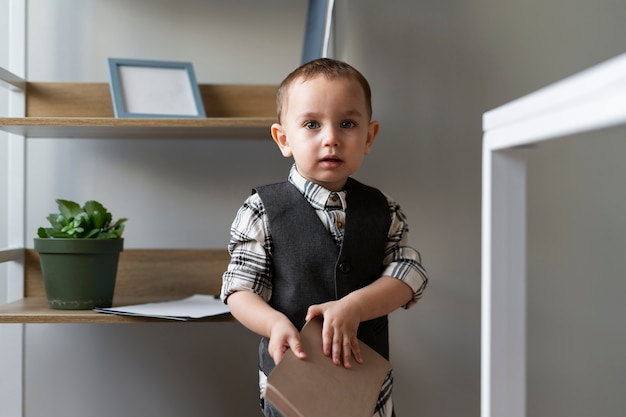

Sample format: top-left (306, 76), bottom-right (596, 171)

top-left (526, 125), bottom-right (626, 416)
top-left (18, 0), bottom-right (626, 416)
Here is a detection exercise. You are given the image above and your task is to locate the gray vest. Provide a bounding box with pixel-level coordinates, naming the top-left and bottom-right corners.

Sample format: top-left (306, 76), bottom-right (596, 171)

top-left (254, 177), bottom-right (391, 376)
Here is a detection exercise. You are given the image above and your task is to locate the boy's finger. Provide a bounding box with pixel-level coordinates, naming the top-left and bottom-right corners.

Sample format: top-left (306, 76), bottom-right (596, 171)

top-left (342, 337), bottom-right (353, 368)
top-left (304, 304), bottom-right (323, 322)
top-left (342, 336), bottom-right (363, 368)
top-left (290, 337), bottom-right (306, 359)
top-left (331, 330), bottom-right (343, 365)
top-left (321, 321), bottom-right (333, 357)
top-left (351, 338), bottom-right (363, 365)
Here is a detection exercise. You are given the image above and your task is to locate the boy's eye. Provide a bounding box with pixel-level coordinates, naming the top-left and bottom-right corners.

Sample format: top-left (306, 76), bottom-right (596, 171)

top-left (340, 120), bottom-right (356, 128)
top-left (304, 121), bottom-right (320, 129)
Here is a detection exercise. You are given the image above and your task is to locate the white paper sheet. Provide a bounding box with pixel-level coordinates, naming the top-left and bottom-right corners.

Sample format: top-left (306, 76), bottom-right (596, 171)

top-left (94, 294), bottom-right (230, 321)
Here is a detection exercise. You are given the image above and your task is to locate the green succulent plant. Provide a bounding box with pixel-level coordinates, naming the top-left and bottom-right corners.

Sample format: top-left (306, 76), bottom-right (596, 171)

top-left (37, 199), bottom-right (127, 239)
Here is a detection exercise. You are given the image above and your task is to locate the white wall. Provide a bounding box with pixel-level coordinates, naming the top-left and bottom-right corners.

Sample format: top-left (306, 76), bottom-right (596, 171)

top-left (15, 0), bottom-right (626, 416)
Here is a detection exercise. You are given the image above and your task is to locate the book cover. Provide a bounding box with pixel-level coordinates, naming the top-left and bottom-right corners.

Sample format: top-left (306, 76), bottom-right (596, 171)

top-left (263, 316), bottom-right (390, 417)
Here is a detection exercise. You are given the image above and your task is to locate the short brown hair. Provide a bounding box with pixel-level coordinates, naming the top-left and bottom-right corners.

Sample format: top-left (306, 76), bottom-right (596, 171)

top-left (276, 58), bottom-right (372, 123)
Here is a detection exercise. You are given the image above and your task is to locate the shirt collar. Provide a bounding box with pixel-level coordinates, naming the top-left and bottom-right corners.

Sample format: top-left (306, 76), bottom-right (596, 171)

top-left (288, 165), bottom-right (347, 210)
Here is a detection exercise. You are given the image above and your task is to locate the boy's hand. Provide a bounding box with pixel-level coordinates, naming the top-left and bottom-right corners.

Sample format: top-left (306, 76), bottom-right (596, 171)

top-left (305, 299), bottom-right (363, 368)
top-left (268, 317), bottom-right (307, 364)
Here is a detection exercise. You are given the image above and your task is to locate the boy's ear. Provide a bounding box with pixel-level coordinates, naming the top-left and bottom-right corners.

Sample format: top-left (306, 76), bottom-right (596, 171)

top-left (271, 123), bottom-right (293, 157)
top-left (364, 120), bottom-right (380, 154)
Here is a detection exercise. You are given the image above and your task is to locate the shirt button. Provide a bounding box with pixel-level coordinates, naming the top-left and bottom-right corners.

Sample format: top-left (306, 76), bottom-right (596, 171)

top-left (336, 221), bottom-right (344, 229)
top-left (330, 193), bottom-right (338, 202)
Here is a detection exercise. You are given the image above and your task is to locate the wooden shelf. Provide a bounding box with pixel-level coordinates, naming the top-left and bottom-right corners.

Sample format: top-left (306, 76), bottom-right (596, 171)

top-left (0, 248), bottom-right (234, 324)
top-left (0, 82), bottom-right (277, 139)
top-left (0, 297), bottom-right (233, 323)
top-left (0, 116), bottom-right (274, 139)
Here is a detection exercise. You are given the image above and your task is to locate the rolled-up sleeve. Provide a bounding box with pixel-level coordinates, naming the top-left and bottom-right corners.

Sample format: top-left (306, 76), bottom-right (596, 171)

top-left (381, 197), bottom-right (428, 308)
top-left (220, 194), bottom-right (273, 304)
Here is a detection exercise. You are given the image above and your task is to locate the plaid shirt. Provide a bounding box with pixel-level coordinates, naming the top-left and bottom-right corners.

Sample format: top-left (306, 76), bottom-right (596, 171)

top-left (221, 165), bottom-right (428, 416)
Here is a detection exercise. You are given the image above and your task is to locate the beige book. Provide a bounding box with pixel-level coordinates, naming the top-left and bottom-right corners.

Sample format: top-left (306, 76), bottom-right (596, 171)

top-left (263, 316), bottom-right (391, 417)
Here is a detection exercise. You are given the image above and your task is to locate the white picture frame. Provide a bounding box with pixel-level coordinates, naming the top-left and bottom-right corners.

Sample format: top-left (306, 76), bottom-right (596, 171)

top-left (107, 58), bottom-right (206, 118)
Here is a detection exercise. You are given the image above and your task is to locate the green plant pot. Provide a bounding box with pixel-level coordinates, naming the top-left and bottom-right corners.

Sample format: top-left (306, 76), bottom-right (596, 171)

top-left (34, 238), bottom-right (124, 310)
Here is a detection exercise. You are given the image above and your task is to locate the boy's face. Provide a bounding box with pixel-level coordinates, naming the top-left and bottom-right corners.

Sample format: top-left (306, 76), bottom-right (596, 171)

top-left (271, 75), bottom-right (379, 191)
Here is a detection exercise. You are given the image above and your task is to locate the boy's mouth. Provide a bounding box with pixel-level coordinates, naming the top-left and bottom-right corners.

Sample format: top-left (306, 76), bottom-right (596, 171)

top-left (320, 156), bottom-right (343, 168)
top-left (321, 154), bottom-right (342, 162)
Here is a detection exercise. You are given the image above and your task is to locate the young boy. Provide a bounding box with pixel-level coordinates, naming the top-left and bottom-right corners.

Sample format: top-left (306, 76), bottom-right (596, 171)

top-left (221, 58), bottom-right (428, 417)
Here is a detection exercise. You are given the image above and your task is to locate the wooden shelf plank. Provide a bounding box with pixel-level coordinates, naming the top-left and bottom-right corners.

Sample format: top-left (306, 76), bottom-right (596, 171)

top-left (0, 116), bottom-right (274, 139)
top-left (0, 248), bottom-right (23, 263)
top-left (0, 297), bottom-right (233, 323)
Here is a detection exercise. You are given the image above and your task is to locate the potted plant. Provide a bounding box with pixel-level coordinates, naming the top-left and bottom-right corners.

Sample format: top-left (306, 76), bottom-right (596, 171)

top-left (34, 199), bottom-right (127, 310)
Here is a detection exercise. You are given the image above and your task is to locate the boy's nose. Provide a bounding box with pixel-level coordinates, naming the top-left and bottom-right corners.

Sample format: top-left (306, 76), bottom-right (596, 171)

top-left (321, 127), bottom-right (340, 147)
